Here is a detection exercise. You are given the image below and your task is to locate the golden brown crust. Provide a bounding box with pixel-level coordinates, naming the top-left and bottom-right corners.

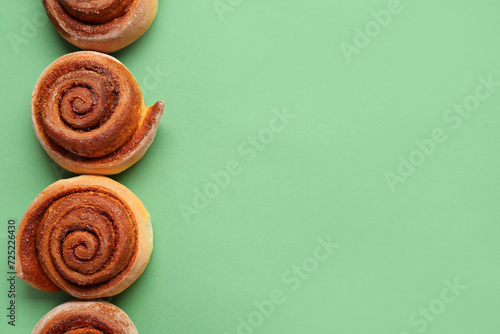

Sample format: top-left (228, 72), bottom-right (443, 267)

top-left (42, 0), bottom-right (159, 53)
top-left (32, 51), bottom-right (164, 175)
top-left (15, 175), bottom-right (153, 299)
top-left (32, 300), bottom-right (139, 334)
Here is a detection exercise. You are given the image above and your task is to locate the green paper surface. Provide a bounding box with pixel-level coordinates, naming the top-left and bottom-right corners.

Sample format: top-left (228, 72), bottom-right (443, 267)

top-left (1, 0), bottom-right (500, 333)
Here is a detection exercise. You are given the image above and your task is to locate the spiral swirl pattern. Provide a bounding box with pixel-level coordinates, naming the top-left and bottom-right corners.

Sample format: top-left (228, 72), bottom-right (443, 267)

top-left (60, 0), bottom-right (135, 24)
top-left (16, 176), bottom-right (153, 299)
top-left (42, 0), bottom-right (158, 52)
top-left (32, 300), bottom-right (139, 334)
top-left (32, 51), bottom-right (164, 175)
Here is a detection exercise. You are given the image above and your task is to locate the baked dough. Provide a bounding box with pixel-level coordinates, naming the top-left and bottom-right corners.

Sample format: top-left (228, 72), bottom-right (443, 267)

top-left (15, 175), bottom-right (153, 299)
top-left (32, 51), bottom-right (164, 175)
top-left (42, 0), bottom-right (159, 52)
top-left (32, 300), bottom-right (139, 334)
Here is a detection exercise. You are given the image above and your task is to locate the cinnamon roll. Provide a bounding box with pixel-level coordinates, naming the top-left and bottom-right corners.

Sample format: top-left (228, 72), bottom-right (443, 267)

top-left (15, 175), bottom-right (153, 299)
top-left (32, 51), bottom-right (164, 175)
top-left (42, 0), bottom-right (159, 52)
top-left (32, 300), bottom-right (139, 334)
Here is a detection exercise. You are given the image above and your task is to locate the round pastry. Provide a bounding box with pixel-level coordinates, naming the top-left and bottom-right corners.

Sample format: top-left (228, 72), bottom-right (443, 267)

top-left (42, 0), bottom-right (159, 53)
top-left (32, 300), bottom-right (139, 334)
top-left (32, 51), bottom-right (164, 175)
top-left (15, 175), bottom-right (153, 299)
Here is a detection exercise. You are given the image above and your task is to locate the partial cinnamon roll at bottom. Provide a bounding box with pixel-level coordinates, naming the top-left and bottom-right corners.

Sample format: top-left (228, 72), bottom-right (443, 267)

top-left (15, 175), bottom-right (153, 299)
top-left (32, 300), bottom-right (139, 334)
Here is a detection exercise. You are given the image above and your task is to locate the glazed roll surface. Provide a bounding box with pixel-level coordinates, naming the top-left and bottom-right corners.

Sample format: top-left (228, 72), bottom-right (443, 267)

top-left (32, 51), bottom-right (164, 175)
top-left (32, 300), bottom-right (139, 334)
top-left (42, 0), bottom-right (159, 52)
top-left (15, 175), bottom-right (153, 299)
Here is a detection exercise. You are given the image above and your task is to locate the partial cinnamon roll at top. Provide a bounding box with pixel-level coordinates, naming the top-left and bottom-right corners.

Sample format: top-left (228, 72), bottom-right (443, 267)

top-left (42, 0), bottom-right (159, 53)
top-left (32, 51), bottom-right (164, 175)
top-left (32, 300), bottom-right (139, 334)
top-left (15, 175), bottom-right (153, 299)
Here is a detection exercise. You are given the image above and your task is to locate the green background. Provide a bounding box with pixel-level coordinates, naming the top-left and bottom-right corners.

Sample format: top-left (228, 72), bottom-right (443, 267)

top-left (1, 0), bottom-right (499, 333)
